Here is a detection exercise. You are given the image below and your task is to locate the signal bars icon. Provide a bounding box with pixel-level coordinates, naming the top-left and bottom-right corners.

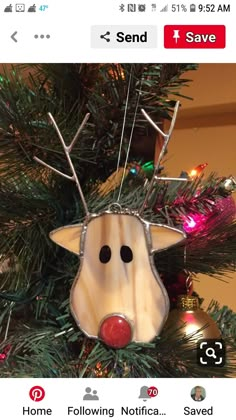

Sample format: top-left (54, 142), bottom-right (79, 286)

top-left (160, 5), bottom-right (168, 12)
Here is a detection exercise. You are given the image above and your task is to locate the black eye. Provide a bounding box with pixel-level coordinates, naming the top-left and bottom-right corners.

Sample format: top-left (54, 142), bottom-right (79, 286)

top-left (99, 245), bottom-right (111, 263)
top-left (120, 246), bottom-right (133, 263)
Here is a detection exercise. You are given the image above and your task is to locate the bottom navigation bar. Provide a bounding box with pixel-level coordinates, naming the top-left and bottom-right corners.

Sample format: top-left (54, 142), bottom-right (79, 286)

top-left (0, 378), bottom-right (234, 419)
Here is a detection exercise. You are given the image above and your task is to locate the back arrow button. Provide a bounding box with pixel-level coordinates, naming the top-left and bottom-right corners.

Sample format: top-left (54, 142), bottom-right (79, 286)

top-left (11, 31), bottom-right (18, 43)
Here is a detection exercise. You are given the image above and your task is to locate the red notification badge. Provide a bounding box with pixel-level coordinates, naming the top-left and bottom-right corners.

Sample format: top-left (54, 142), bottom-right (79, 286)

top-left (147, 386), bottom-right (158, 397)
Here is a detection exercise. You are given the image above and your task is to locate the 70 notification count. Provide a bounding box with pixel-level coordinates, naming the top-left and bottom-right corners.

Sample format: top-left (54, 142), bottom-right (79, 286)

top-left (147, 386), bottom-right (158, 397)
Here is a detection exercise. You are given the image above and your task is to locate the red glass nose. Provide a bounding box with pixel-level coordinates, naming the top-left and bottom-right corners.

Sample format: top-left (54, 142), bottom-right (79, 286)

top-left (99, 315), bottom-right (132, 348)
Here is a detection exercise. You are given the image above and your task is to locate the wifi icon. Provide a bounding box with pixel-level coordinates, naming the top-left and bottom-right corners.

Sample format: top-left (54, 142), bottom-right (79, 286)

top-left (160, 5), bottom-right (168, 12)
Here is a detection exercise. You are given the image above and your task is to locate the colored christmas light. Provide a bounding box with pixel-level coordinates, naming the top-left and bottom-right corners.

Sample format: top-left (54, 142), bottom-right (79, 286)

top-left (183, 213), bottom-right (207, 233)
top-left (188, 163), bottom-right (208, 178)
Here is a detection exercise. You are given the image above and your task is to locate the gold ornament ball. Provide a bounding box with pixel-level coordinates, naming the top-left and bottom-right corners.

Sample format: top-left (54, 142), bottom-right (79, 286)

top-left (165, 295), bottom-right (221, 340)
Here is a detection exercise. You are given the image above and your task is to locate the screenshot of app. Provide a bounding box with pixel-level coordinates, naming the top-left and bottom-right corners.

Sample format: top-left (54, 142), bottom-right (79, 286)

top-left (0, 1), bottom-right (235, 419)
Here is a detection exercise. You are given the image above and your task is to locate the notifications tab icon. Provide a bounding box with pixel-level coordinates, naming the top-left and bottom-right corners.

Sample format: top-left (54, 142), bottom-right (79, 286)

top-left (164, 25), bottom-right (226, 48)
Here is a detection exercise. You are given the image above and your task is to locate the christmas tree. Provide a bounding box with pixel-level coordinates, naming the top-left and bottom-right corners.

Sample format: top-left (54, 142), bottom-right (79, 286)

top-left (0, 64), bottom-right (235, 378)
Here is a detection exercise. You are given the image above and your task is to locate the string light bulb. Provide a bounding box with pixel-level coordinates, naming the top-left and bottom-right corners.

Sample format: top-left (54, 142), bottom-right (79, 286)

top-left (188, 163), bottom-right (208, 178)
top-left (183, 213), bottom-right (207, 233)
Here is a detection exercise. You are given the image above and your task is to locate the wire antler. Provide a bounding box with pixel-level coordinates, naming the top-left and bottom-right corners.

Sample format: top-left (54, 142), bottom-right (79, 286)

top-left (139, 101), bottom-right (185, 215)
top-left (34, 113), bottom-right (90, 217)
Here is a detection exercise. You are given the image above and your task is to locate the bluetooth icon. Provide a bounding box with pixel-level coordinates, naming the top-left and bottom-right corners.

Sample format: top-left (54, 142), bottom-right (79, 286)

top-left (119, 4), bottom-right (125, 12)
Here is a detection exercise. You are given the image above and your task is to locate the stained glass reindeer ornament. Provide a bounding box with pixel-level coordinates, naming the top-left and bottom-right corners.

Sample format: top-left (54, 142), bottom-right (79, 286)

top-left (34, 101), bottom-right (186, 349)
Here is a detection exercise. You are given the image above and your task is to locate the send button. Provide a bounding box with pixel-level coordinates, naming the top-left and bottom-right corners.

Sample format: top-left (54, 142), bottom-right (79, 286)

top-left (91, 26), bottom-right (157, 48)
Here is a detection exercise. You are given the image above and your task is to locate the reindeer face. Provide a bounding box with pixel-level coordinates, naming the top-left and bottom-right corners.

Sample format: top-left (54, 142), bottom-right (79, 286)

top-left (34, 101), bottom-right (185, 348)
top-left (50, 212), bottom-right (185, 348)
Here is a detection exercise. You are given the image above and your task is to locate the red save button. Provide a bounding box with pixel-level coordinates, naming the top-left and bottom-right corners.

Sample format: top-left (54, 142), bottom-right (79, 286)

top-left (164, 25), bottom-right (226, 48)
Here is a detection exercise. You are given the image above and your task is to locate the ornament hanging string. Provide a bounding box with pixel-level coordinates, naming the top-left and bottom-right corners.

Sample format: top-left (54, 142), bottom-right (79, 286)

top-left (113, 65), bottom-right (134, 202)
top-left (183, 244), bottom-right (193, 294)
top-left (116, 76), bottom-right (144, 203)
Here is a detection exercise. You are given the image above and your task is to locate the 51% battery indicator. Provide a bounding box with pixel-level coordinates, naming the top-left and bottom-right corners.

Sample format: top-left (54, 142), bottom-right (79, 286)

top-left (171, 4), bottom-right (188, 12)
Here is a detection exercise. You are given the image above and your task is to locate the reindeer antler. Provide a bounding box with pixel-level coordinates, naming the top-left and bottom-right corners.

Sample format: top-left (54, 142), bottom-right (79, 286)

top-left (34, 113), bottom-right (90, 217)
top-left (139, 101), bottom-right (188, 215)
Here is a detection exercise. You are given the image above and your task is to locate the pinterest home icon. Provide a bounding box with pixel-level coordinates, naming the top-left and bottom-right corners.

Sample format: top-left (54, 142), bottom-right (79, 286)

top-left (29, 386), bottom-right (45, 402)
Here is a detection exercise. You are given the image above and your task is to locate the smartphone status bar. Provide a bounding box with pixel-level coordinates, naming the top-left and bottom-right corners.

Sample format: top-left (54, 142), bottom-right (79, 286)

top-left (0, 2), bottom-right (235, 66)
